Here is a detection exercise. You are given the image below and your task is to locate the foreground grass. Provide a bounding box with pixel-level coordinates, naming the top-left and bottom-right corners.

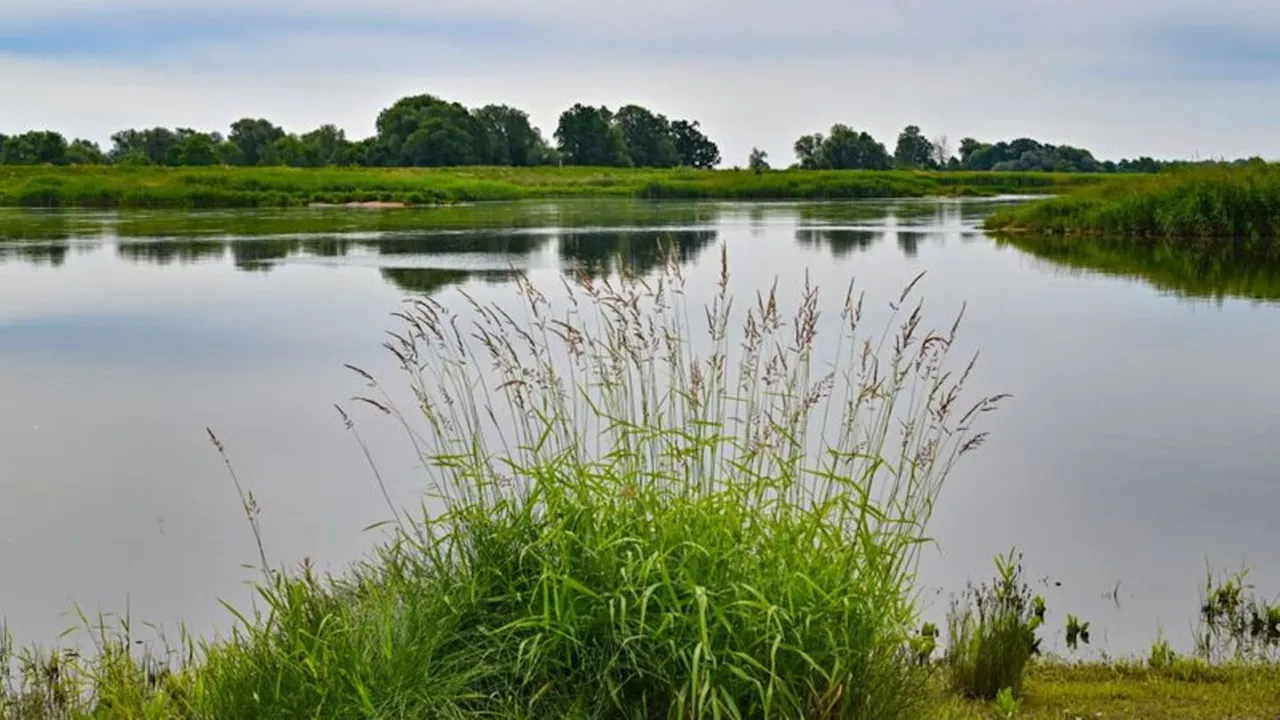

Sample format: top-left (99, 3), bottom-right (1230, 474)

top-left (0, 165), bottom-right (1115, 208)
top-left (2, 254), bottom-right (999, 718)
top-left (933, 662), bottom-right (1280, 719)
top-left (985, 163), bottom-right (1280, 240)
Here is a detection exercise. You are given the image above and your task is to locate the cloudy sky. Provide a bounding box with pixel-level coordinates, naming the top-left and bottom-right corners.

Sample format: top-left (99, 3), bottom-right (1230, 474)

top-left (2, 0), bottom-right (1279, 165)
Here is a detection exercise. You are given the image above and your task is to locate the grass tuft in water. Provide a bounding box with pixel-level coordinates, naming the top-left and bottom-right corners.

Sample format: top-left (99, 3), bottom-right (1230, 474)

top-left (945, 550), bottom-right (1044, 701)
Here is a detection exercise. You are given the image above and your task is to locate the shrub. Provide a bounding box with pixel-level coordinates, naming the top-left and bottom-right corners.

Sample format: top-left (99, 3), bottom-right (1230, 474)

top-left (945, 550), bottom-right (1044, 700)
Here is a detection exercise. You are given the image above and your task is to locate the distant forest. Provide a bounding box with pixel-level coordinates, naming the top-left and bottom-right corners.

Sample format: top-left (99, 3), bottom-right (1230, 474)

top-left (0, 92), bottom-right (1255, 173)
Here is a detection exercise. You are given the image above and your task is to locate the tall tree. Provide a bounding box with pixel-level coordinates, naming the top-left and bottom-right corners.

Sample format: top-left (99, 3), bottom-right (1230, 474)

top-left (930, 135), bottom-right (953, 169)
top-left (472, 105), bottom-right (544, 166)
top-left (1, 131), bottom-right (68, 164)
top-left (794, 134), bottom-right (825, 169)
top-left (819, 125), bottom-right (892, 170)
top-left (748, 148), bottom-right (770, 174)
top-left (109, 127), bottom-right (181, 165)
top-left (65, 139), bottom-right (106, 165)
top-left (298, 124), bottom-right (351, 166)
top-left (375, 94), bottom-right (489, 167)
top-left (229, 118), bottom-right (286, 166)
top-left (614, 105), bottom-right (678, 168)
top-left (958, 138), bottom-right (986, 166)
top-left (169, 130), bottom-right (221, 166)
top-left (670, 120), bottom-right (720, 169)
top-left (894, 125), bottom-right (935, 169)
top-left (555, 104), bottom-right (628, 167)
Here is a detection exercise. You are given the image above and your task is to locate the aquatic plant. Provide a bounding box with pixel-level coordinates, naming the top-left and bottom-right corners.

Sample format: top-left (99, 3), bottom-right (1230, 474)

top-left (1196, 567), bottom-right (1280, 663)
top-left (945, 550), bottom-right (1044, 700)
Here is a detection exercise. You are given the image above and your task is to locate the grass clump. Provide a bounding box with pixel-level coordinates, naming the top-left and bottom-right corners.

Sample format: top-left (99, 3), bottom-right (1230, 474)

top-left (0, 250), bottom-right (1000, 718)
top-left (932, 661), bottom-right (1280, 719)
top-left (1196, 567), bottom-right (1280, 663)
top-left (944, 550), bottom-right (1044, 701)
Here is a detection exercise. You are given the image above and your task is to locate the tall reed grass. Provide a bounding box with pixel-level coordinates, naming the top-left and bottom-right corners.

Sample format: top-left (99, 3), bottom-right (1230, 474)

top-left (2, 248), bottom-right (1000, 718)
top-left (985, 164), bottom-right (1280, 242)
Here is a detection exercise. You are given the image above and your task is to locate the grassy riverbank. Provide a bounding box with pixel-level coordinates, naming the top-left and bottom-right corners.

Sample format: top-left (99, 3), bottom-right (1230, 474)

top-left (985, 164), bottom-right (1280, 240)
top-left (935, 663), bottom-right (1280, 719)
top-left (0, 165), bottom-right (1113, 208)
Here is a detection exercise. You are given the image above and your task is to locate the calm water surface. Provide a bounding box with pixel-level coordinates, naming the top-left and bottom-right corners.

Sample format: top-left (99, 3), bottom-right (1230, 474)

top-left (1, 200), bottom-right (1276, 656)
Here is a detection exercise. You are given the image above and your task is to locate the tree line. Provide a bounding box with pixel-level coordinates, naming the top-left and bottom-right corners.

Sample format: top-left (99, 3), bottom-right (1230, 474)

top-left (780, 124), bottom-right (1245, 174)
top-left (0, 93), bottom-right (1249, 172)
top-left (0, 95), bottom-right (719, 170)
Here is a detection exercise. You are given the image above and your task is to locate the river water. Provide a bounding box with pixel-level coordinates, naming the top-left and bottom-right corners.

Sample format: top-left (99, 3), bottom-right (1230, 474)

top-left (1, 199), bottom-right (1276, 657)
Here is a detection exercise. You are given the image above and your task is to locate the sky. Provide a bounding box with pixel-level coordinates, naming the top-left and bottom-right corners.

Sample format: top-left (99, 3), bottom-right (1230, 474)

top-left (2, 0), bottom-right (1280, 165)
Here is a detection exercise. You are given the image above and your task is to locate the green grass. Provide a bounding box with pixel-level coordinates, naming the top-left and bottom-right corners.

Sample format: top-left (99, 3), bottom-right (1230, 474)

top-left (984, 164), bottom-right (1280, 302)
top-left (0, 165), bottom-right (1116, 208)
top-left (944, 552), bottom-right (1045, 701)
top-left (932, 662), bottom-right (1280, 719)
top-left (985, 163), bottom-right (1280, 240)
top-left (1, 253), bottom-right (1000, 718)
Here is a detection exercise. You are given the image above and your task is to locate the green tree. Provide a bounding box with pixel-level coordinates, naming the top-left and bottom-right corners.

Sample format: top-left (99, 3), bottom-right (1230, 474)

top-left (555, 104), bottom-right (628, 167)
top-left (958, 138), bottom-right (987, 166)
top-left (1, 131), bottom-right (69, 164)
top-left (216, 141), bottom-right (245, 166)
top-left (259, 135), bottom-right (308, 166)
top-left (614, 105), bottom-right (678, 168)
top-left (297, 125), bottom-right (351, 166)
top-left (348, 137), bottom-right (390, 167)
top-left (229, 118), bottom-right (286, 166)
top-left (958, 136), bottom-right (1102, 172)
top-left (472, 105), bottom-right (544, 166)
top-left (169, 130), bottom-right (222, 166)
top-left (65, 139), bottom-right (106, 165)
top-left (748, 148), bottom-right (770, 174)
top-left (670, 119), bottom-right (720, 169)
top-left (819, 125), bottom-right (892, 170)
top-left (375, 94), bottom-right (489, 167)
top-left (794, 134), bottom-right (825, 169)
top-left (109, 128), bottom-right (180, 165)
top-left (894, 125), bottom-right (935, 169)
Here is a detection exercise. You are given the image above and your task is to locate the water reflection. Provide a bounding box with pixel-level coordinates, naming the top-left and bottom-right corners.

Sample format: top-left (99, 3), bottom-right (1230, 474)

top-left (380, 268), bottom-right (521, 295)
top-left (117, 240), bottom-right (227, 266)
top-left (994, 233), bottom-right (1280, 303)
top-left (560, 230), bottom-right (719, 276)
top-left (1, 199), bottom-right (1278, 659)
top-left (6, 203), bottom-right (1280, 304)
top-left (0, 243), bottom-right (70, 266)
top-left (897, 231), bottom-right (930, 258)
top-left (795, 228), bottom-right (884, 257)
